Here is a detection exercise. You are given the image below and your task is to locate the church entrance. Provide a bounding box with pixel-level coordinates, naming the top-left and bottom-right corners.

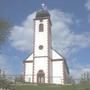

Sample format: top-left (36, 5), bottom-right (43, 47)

top-left (37, 70), bottom-right (45, 84)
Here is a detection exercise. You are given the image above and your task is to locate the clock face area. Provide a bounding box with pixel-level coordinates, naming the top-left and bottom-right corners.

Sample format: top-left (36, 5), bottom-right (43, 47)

top-left (39, 45), bottom-right (43, 50)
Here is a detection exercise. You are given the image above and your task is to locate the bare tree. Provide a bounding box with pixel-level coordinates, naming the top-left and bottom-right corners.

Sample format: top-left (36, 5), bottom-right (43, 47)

top-left (80, 72), bottom-right (90, 84)
top-left (0, 19), bottom-right (11, 44)
top-left (0, 70), bottom-right (15, 90)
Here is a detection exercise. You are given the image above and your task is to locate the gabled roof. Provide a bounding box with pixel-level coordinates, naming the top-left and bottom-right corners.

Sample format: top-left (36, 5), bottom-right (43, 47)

top-left (25, 49), bottom-right (64, 61)
top-left (52, 49), bottom-right (64, 60)
top-left (24, 49), bottom-right (69, 74)
top-left (26, 53), bottom-right (33, 61)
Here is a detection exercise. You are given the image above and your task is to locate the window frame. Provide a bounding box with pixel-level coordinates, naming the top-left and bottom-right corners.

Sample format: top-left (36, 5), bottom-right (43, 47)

top-left (39, 24), bottom-right (44, 32)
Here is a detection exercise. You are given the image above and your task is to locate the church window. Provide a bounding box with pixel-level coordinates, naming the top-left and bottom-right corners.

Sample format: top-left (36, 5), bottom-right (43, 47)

top-left (39, 24), bottom-right (43, 32)
top-left (39, 45), bottom-right (43, 50)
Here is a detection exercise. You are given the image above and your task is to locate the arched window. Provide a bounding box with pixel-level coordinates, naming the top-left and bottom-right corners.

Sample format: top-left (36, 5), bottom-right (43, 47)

top-left (39, 24), bottom-right (43, 32)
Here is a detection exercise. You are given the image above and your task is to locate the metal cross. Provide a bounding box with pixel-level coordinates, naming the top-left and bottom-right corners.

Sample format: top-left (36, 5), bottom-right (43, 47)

top-left (41, 3), bottom-right (47, 10)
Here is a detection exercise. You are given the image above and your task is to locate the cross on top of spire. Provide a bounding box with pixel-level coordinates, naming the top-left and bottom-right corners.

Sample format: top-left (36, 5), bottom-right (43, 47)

top-left (41, 3), bottom-right (47, 10)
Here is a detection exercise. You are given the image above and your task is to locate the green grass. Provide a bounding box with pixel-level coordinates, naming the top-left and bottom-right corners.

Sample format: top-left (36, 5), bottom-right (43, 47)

top-left (15, 83), bottom-right (90, 90)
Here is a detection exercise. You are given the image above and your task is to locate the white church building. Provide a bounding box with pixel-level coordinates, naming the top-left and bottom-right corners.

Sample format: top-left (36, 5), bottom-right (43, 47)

top-left (24, 5), bottom-right (69, 85)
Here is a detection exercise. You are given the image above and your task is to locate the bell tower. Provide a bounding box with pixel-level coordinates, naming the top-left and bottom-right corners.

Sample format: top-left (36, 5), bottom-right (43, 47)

top-left (33, 4), bottom-right (52, 83)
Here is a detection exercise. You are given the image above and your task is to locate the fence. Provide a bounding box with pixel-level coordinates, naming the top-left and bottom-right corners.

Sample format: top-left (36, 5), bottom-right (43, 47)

top-left (1, 74), bottom-right (90, 83)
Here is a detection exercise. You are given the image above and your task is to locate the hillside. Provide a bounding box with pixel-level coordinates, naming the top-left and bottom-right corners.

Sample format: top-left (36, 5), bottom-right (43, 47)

top-left (15, 84), bottom-right (90, 90)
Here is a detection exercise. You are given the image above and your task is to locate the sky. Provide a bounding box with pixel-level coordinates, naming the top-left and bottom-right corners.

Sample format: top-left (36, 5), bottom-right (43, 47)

top-left (0, 0), bottom-right (90, 79)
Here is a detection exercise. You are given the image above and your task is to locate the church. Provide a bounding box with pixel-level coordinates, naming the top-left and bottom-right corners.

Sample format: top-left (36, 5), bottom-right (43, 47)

top-left (24, 4), bottom-right (69, 85)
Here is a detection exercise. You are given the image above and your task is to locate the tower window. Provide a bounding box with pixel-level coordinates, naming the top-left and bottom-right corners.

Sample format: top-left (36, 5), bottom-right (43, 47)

top-left (39, 24), bottom-right (43, 32)
top-left (39, 45), bottom-right (43, 50)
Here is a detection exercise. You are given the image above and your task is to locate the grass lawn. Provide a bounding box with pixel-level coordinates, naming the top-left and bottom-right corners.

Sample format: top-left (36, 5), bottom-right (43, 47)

top-left (15, 83), bottom-right (90, 90)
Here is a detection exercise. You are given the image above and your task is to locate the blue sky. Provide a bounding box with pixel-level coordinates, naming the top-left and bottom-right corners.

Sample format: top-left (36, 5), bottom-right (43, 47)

top-left (0, 0), bottom-right (90, 78)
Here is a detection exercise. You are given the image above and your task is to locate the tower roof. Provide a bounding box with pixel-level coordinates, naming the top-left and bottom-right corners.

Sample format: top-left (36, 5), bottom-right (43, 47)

top-left (36, 4), bottom-right (50, 18)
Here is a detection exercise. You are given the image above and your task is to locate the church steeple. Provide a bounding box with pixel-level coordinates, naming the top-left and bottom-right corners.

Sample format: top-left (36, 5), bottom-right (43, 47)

top-left (24, 4), bottom-right (69, 85)
top-left (32, 3), bottom-right (52, 83)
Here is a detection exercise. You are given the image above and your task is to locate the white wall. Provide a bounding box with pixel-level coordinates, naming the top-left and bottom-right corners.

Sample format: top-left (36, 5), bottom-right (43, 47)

top-left (33, 19), bottom-right (51, 83)
top-left (33, 57), bottom-right (48, 83)
top-left (34, 19), bottom-right (49, 57)
top-left (25, 63), bottom-right (33, 82)
top-left (52, 61), bottom-right (64, 84)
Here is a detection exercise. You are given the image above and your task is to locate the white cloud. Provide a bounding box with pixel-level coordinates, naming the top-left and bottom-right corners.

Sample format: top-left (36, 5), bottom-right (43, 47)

top-left (85, 0), bottom-right (90, 11)
top-left (10, 9), bottom-right (90, 56)
top-left (9, 12), bottom-right (36, 51)
top-left (51, 10), bottom-right (90, 56)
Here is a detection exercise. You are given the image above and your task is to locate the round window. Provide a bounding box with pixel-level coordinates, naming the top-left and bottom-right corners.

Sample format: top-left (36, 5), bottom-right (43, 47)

top-left (39, 45), bottom-right (43, 50)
